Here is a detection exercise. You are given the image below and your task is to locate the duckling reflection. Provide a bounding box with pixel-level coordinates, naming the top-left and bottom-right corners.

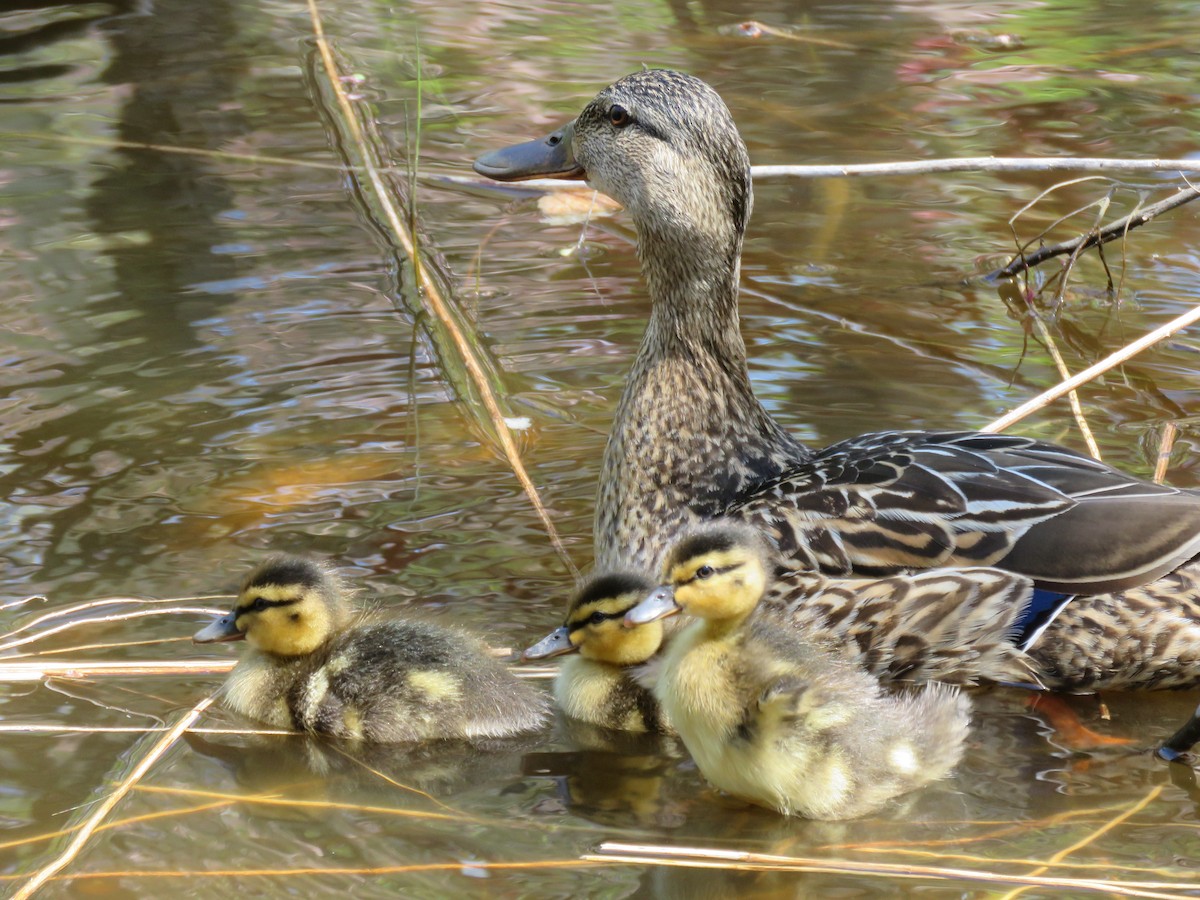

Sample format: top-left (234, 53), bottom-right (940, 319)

top-left (185, 729), bottom-right (545, 810)
top-left (523, 572), bottom-right (671, 734)
top-left (523, 721), bottom-right (686, 828)
top-left (194, 555), bottom-right (549, 742)
top-left (628, 524), bottom-right (971, 820)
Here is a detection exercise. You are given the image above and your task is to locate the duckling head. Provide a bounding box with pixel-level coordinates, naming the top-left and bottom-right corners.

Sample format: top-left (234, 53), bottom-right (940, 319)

top-left (627, 524), bottom-right (772, 626)
top-left (524, 573), bottom-right (663, 666)
top-left (193, 556), bottom-right (351, 657)
top-left (475, 69), bottom-right (751, 261)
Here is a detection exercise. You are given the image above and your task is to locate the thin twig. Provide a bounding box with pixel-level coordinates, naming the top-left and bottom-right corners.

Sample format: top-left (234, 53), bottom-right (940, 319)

top-left (437, 159), bottom-right (1200, 196)
top-left (752, 158), bottom-right (1200, 179)
top-left (991, 185), bottom-right (1200, 280)
top-left (12, 695), bottom-right (214, 900)
top-left (982, 303), bottom-right (1200, 433)
top-left (1154, 423), bottom-right (1179, 484)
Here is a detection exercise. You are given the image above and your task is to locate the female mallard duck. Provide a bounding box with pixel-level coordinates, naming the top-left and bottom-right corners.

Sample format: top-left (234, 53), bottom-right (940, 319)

top-left (474, 69), bottom-right (1200, 699)
top-left (625, 524), bottom-right (970, 819)
top-left (193, 555), bottom-right (549, 742)
top-left (522, 572), bottom-right (670, 734)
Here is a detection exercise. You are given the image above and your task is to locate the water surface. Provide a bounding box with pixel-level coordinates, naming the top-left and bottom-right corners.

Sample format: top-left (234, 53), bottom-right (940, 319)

top-left (3, 0), bottom-right (1200, 895)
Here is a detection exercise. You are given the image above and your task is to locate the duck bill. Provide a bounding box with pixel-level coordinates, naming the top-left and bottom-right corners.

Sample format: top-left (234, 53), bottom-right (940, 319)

top-left (522, 626), bottom-right (576, 661)
top-left (193, 611), bottom-right (245, 644)
top-left (625, 587), bottom-right (680, 626)
top-left (473, 121), bottom-right (585, 182)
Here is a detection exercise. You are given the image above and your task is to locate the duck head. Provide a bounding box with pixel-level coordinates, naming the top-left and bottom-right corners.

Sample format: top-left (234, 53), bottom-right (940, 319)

top-left (524, 572), bottom-right (663, 666)
top-left (627, 524), bottom-right (772, 626)
top-left (193, 556), bottom-right (351, 657)
top-left (475, 69), bottom-right (752, 264)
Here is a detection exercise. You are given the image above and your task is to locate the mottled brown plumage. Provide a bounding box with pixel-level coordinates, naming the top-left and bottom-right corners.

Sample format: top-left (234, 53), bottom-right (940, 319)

top-left (475, 69), bottom-right (1200, 700)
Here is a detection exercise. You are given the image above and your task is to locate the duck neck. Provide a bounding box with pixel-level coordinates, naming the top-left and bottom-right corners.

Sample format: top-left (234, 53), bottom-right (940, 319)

top-left (594, 216), bottom-right (808, 573)
top-left (638, 223), bottom-right (747, 362)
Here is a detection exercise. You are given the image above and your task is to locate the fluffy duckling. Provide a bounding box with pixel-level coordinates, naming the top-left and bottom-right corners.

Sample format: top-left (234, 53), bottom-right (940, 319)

top-left (627, 524), bottom-right (970, 819)
top-left (194, 555), bottom-right (550, 742)
top-left (523, 573), bottom-right (670, 734)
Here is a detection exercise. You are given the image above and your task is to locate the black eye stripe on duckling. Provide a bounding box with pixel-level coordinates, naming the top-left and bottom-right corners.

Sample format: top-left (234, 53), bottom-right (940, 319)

top-left (239, 596), bottom-right (301, 614)
top-left (683, 563), bottom-right (739, 585)
top-left (571, 609), bottom-right (625, 631)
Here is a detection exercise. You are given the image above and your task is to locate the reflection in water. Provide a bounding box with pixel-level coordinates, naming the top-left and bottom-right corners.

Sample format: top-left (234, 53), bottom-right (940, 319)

top-left (2, 0), bottom-right (1200, 894)
top-left (185, 729), bottom-right (544, 805)
top-left (523, 719), bottom-right (688, 829)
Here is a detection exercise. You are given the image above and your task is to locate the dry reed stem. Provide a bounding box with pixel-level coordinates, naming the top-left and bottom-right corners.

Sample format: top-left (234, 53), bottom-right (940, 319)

top-left (134, 781), bottom-right (658, 841)
top-left (828, 846), bottom-right (1186, 879)
top-left (588, 842), bottom-right (1193, 899)
top-left (1, 131), bottom-right (349, 170)
top-left (0, 656), bottom-right (546, 682)
top-left (1028, 310), bottom-right (1102, 459)
top-left (983, 302), bottom-right (1200, 433)
top-left (0, 800), bottom-right (236, 853)
top-left (10, 636), bottom-right (195, 659)
top-left (0, 595), bottom-right (45, 613)
top-left (1154, 422), bottom-right (1179, 483)
top-left (0, 859), bottom-right (601, 884)
top-left (0, 660), bottom-right (236, 681)
top-left (996, 785), bottom-right (1164, 900)
top-left (827, 798), bottom-right (1151, 851)
top-left (12, 695), bottom-right (215, 900)
top-left (326, 743), bottom-right (470, 816)
top-left (0, 594), bottom-right (229, 643)
top-left (134, 784), bottom-right (481, 824)
top-left (0, 607), bottom-right (224, 654)
top-left (304, 1), bottom-right (577, 578)
top-left (0, 724), bottom-right (286, 735)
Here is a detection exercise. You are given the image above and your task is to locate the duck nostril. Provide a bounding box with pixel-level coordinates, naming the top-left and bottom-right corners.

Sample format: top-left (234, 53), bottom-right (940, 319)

top-left (548, 134), bottom-right (560, 146)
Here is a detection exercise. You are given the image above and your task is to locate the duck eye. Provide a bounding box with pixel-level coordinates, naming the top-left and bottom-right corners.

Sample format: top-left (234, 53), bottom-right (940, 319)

top-left (695, 565), bottom-right (715, 580)
top-left (608, 105), bottom-right (631, 128)
top-left (587, 611), bottom-right (609, 626)
top-left (251, 597), bottom-right (268, 612)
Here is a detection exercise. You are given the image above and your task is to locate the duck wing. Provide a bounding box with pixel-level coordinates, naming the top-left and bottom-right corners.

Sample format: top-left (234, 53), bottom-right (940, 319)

top-left (762, 566), bottom-right (1034, 685)
top-left (731, 431), bottom-right (1200, 594)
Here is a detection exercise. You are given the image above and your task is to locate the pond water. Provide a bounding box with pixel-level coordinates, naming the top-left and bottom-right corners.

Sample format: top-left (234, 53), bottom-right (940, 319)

top-left (3, 0), bottom-right (1200, 895)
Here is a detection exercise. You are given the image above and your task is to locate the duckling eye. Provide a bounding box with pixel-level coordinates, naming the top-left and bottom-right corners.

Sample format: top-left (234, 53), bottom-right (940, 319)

top-left (695, 565), bottom-right (716, 580)
top-left (250, 596), bottom-right (268, 612)
top-left (586, 611), bottom-right (610, 626)
top-left (608, 105), bottom-right (632, 128)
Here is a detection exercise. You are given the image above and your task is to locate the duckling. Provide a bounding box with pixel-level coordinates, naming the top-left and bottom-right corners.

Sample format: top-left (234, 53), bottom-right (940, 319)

top-left (522, 572), bottom-right (670, 734)
top-left (626, 524), bottom-right (970, 819)
top-left (193, 555), bottom-right (549, 742)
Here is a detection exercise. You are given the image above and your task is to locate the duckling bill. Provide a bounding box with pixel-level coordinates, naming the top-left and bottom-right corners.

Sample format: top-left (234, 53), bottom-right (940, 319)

top-left (194, 556), bottom-right (549, 742)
